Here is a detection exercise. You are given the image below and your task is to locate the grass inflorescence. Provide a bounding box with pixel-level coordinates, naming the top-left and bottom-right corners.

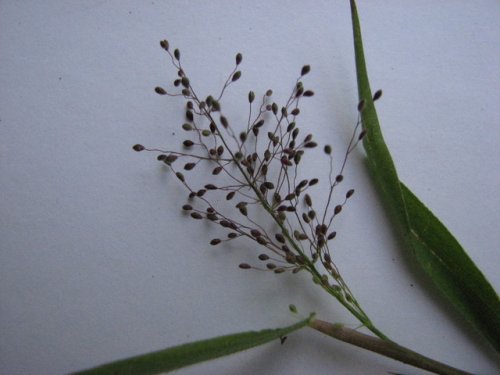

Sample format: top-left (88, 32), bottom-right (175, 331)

top-left (134, 39), bottom-right (386, 339)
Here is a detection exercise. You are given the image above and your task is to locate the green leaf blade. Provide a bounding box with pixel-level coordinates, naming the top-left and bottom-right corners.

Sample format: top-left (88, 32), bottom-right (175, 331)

top-left (349, 0), bottom-right (500, 352)
top-left (349, 1), bottom-right (409, 231)
top-left (73, 315), bottom-right (313, 375)
top-left (402, 183), bottom-right (500, 349)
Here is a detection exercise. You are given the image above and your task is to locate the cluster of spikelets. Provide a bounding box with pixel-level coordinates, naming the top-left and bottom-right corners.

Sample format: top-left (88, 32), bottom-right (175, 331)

top-left (134, 39), bottom-right (382, 316)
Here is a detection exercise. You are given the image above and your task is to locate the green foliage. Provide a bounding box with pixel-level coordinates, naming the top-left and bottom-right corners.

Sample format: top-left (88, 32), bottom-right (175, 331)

top-left (349, 0), bottom-right (500, 352)
top-left (74, 315), bottom-right (313, 375)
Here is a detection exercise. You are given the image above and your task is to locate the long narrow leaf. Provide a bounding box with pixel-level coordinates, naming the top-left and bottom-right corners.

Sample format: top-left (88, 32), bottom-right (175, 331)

top-left (73, 315), bottom-right (313, 375)
top-left (349, 0), bottom-right (500, 352)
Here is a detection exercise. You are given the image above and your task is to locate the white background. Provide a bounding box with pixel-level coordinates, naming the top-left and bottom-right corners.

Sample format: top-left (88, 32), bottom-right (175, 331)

top-left (1, 1), bottom-right (499, 374)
